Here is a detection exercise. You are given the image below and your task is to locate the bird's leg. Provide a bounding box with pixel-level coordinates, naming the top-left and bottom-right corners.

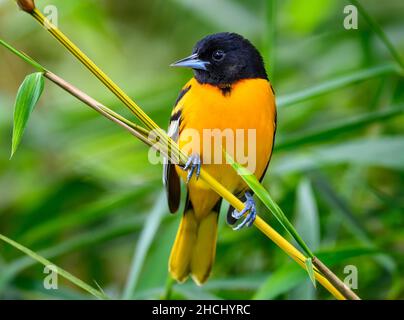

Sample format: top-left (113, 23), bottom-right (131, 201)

top-left (183, 153), bottom-right (201, 183)
top-left (231, 192), bottom-right (257, 230)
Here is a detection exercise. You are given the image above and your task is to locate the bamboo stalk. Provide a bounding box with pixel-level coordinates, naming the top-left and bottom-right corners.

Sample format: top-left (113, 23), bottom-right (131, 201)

top-left (45, 69), bottom-right (347, 301)
top-left (13, 0), bottom-right (360, 300)
top-left (313, 257), bottom-right (360, 300)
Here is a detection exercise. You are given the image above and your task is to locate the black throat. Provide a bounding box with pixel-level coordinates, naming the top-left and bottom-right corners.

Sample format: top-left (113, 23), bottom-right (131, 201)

top-left (190, 32), bottom-right (269, 94)
top-left (193, 64), bottom-right (268, 88)
top-left (218, 83), bottom-right (232, 96)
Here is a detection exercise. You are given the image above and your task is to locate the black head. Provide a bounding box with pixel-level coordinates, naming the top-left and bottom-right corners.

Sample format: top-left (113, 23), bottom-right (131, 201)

top-left (171, 32), bottom-right (268, 86)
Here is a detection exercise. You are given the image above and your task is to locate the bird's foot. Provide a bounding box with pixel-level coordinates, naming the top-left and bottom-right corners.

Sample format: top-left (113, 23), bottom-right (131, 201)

top-left (232, 192), bottom-right (257, 230)
top-left (183, 153), bottom-right (201, 183)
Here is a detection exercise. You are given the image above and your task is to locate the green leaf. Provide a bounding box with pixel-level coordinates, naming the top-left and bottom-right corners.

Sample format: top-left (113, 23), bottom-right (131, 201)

top-left (122, 193), bottom-right (167, 299)
top-left (253, 264), bottom-right (307, 299)
top-left (289, 178), bottom-right (320, 299)
top-left (286, 0), bottom-right (336, 34)
top-left (350, 0), bottom-right (404, 69)
top-left (295, 178), bottom-right (320, 251)
top-left (0, 233), bottom-right (108, 299)
top-left (311, 173), bottom-right (396, 272)
top-left (276, 107), bottom-right (404, 151)
top-left (11, 72), bottom-right (45, 158)
top-left (20, 188), bottom-right (150, 246)
top-left (316, 247), bottom-right (379, 266)
top-left (0, 214), bottom-right (147, 292)
top-left (312, 174), bottom-right (374, 245)
top-left (134, 219), bottom-right (178, 294)
top-left (274, 136), bottom-right (404, 174)
top-left (276, 64), bottom-right (400, 107)
top-left (171, 0), bottom-right (262, 36)
top-left (305, 257), bottom-right (316, 288)
top-left (0, 39), bottom-right (45, 72)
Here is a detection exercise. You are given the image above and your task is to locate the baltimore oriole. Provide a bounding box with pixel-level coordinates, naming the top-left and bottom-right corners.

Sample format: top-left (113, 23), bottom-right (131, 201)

top-left (163, 32), bottom-right (276, 285)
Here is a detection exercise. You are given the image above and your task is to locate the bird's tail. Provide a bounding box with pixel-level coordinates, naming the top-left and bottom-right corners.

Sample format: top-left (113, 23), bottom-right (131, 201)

top-left (169, 201), bottom-right (220, 285)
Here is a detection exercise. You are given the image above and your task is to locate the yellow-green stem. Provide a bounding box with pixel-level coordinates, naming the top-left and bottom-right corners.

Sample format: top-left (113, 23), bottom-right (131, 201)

top-left (21, 4), bottom-right (356, 300)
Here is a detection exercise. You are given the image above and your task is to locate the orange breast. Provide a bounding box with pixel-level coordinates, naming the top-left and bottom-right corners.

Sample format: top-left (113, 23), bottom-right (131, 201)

top-left (175, 77), bottom-right (276, 216)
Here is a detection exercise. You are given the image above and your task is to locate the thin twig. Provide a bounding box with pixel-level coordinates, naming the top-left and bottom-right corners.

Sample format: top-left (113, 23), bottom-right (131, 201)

top-left (46, 71), bottom-right (348, 301)
top-left (313, 257), bottom-right (360, 300)
top-left (12, 0), bottom-right (360, 300)
top-left (43, 69), bottom-right (348, 300)
top-left (6, 35), bottom-right (351, 300)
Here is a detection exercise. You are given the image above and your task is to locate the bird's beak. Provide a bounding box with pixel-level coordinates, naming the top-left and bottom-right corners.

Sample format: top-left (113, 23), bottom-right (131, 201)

top-left (170, 53), bottom-right (209, 71)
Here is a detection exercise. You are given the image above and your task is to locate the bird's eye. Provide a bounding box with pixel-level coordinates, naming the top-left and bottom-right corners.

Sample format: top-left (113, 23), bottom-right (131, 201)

top-left (212, 50), bottom-right (225, 62)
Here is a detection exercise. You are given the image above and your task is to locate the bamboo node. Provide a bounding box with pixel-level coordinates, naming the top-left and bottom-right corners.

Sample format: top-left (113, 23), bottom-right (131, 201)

top-left (17, 0), bottom-right (35, 13)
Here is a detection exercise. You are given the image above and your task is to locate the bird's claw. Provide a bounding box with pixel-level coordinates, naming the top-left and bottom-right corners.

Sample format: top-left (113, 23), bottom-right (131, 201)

top-left (232, 192), bottom-right (257, 230)
top-left (183, 154), bottom-right (201, 183)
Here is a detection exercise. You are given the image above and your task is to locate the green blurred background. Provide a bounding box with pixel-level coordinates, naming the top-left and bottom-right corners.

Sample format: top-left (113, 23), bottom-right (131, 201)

top-left (0, 0), bottom-right (403, 300)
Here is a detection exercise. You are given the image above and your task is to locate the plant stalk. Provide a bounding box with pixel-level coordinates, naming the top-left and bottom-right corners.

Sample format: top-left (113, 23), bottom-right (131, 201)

top-left (47, 72), bottom-right (347, 300)
top-left (13, 2), bottom-right (360, 300)
top-left (313, 257), bottom-right (360, 300)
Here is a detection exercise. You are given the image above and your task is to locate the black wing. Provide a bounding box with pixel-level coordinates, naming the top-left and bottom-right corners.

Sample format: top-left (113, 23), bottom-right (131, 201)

top-left (163, 85), bottom-right (191, 213)
top-left (163, 111), bottom-right (181, 213)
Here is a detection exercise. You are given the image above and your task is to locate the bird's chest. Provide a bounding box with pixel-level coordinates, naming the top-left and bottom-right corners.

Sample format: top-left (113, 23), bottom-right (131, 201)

top-left (176, 78), bottom-right (276, 192)
top-left (178, 79), bottom-right (275, 156)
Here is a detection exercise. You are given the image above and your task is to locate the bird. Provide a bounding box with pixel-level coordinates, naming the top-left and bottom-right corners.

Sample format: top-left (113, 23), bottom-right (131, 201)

top-left (163, 32), bottom-right (276, 285)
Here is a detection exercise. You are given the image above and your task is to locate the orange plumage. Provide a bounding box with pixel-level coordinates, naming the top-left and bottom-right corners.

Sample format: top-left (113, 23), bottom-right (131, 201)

top-left (164, 33), bottom-right (276, 284)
